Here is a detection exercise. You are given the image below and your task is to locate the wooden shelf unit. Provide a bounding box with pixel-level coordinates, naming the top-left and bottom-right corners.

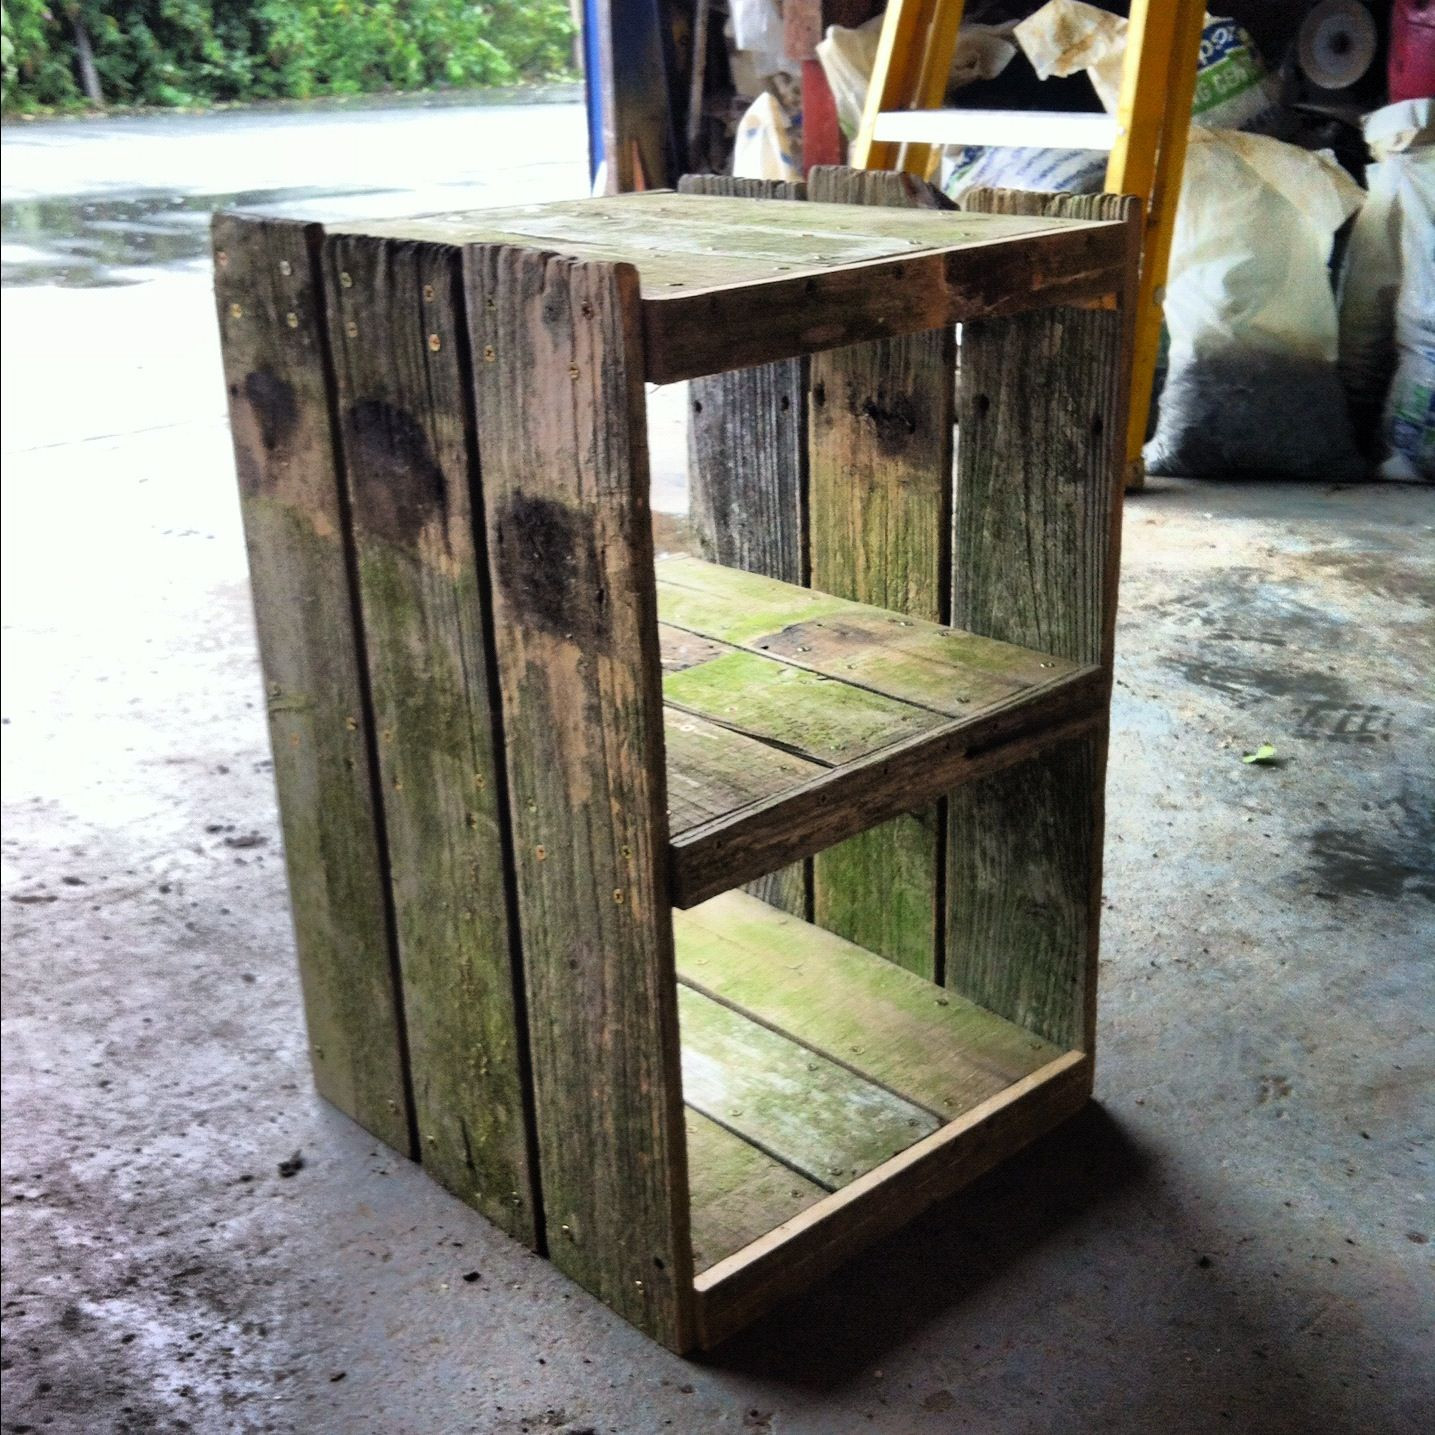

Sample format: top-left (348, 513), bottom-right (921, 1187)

top-left (214, 171), bottom-right (1139, 1354)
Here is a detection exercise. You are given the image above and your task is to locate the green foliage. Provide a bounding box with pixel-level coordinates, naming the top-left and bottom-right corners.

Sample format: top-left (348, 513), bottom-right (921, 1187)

top-left (1, 0), bottom-right (575, 113)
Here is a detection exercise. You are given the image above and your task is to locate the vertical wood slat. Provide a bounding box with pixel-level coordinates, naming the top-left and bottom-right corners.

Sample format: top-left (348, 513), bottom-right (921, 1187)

top-left (467, 245), bottom-right (695, 1350)
top-left (212, 215), bottom-right (412, 1152)
top-left (678, 174), bottom-right (810, 919)
top-left (806, 165), bottom-right (956, 980)
top-left (948, 189), bottom-right (1141, 1052)
top-left (321, 233), bottom-right (539, 1243)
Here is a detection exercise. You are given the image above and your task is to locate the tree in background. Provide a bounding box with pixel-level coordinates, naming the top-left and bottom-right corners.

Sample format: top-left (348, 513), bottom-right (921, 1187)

top-left (1, 0), bottom-right (575, 112)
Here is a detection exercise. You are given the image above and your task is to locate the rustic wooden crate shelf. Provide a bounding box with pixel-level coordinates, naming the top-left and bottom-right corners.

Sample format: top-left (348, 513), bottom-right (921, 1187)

top-left (658, 556), bottom-right (1104, 906)
top-left (214, 169), bottom-right (1139, 1354)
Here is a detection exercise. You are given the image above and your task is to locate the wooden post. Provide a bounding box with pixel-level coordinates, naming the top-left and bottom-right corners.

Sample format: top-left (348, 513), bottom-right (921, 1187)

top-left (320, 232), bottom-right (540, 1243)
top-left (806, 165), bottom-right (955, 980)
top-left (212, 215), bottom-right (413, 1152)
top-left (948, 189), bottom-right (1141, 1052)
top-left (467, 244), bottom-right (695, 1350)
top-left (678, 174), bottom-right (810, 918)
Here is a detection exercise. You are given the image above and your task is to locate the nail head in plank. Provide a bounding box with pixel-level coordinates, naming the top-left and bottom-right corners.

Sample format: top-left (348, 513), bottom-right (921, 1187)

top-left (213, 212), bottom-right (412, 1153)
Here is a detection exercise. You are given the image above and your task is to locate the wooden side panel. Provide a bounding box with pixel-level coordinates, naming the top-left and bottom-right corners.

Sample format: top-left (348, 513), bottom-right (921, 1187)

top-left (467, 244), bottom-right (694, 1350)
top-left (322, 232), bottom-right (538, 1243)
top-left (948, 191), bottom-right (1140, 1051)
top-left (678, 173), bottom-right (809, 917)
top-left (806, 166), bottom-right (956, 980)
top-left (212, 214), bottom-right (411, 1153)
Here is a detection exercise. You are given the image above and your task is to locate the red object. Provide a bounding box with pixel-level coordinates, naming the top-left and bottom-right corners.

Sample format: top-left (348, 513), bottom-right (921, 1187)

top-left (802, 59), bottom-right (844, 174)
top-left (1390, 0), bottom-right (1435, 102)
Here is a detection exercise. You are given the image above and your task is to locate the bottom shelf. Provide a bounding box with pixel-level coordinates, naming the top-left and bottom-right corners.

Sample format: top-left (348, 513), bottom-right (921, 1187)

top-left (674, 891), bottom-right (1089, 1347)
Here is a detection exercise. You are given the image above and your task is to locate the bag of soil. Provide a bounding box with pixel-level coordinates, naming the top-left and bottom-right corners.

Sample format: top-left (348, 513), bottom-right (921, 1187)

top-left (1338, 99), bottom-right (1435, 482)
top-left (1145, 128), bottom-right (1368, 480)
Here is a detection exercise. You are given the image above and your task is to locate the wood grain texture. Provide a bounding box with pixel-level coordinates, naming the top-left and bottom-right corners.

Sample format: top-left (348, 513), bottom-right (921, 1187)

top-left (677, 173), bottom-right (810, 917)
top-left (685, 1111), bottom-right (825, 1274)
top-left (694, 1051), bottom-right (1092, 1348)
top-left (649, 554), bottom-right (1103, 908)
top-left (467, 244), bottom-right (694, 1349)
top-left (346, 194), bottom-right (1134, 381)
top-left (670, 697), bottom-right (1105, 908)
top-left (947, 191), bottom-right (1140, 1051)
top-left (322, 232), bottom-right (538, 1241)
top-left (663, 709), bottom-right (820, 837)
top-left (674, 892), bottom-right (1060, 1120)
top-left (807, 166), bottom-right (957, 980)
top-left (212, 213), bottom-right (411, 1153)
top-left (677, 986), bottom-right (937, 1188)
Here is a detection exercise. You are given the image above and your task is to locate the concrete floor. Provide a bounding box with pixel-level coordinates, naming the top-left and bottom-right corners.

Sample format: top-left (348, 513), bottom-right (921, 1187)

top-left (2, 100), bottom-right (1433, 1435)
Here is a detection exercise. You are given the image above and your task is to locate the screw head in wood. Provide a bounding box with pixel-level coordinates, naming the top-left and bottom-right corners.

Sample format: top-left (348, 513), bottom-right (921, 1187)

top-left (483, 345), bottom-right (496, 363)
top-left (339, 271), bottom-right (353, 288)
top-left (346, 321), bottom-right (358, 338)
top-left (228, 302), bottom-right (243, 319)
top-left (428, 333), bottom-right (441, 352)
top-left (613, 888), bottom-right (624, 904)
top-left (278, 259), bottom-right (292, 276)
top-left (423, 283), bottom-right (435, 302)
top-left (216, 250), bottom-right (228, 267)
top-left (285, 312), bottom-right (299, 329)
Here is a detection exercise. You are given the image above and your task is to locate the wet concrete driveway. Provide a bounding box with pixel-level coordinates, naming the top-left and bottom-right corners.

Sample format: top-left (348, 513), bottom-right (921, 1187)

top-left (2, 97), bottom-right (1433, 1435)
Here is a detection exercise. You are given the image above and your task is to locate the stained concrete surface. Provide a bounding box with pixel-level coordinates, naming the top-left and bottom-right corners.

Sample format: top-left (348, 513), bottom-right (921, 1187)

top-left (2, 100), bottom-right (1433, 1435)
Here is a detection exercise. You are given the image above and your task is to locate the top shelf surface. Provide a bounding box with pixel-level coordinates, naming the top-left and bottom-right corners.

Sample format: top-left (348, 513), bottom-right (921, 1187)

top-left (340, 192), bottom-right (1134, 381)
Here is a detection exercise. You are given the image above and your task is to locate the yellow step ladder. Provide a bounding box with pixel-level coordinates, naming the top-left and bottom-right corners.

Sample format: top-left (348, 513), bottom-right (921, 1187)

top-left (852, 0), bottom-right (1207, 489)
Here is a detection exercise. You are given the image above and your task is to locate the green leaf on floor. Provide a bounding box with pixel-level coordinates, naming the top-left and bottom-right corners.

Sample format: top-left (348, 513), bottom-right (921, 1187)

top-left (1242, 743), bottom-right (1278, 765)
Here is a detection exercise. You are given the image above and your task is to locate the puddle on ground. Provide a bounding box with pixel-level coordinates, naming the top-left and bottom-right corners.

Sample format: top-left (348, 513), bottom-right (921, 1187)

top-left (0, 184), bottom-right (388, 288)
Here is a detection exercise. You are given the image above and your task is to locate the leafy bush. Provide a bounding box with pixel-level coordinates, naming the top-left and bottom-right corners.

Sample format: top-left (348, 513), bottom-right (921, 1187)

top-left (1, 0), bottom-right (575, 112)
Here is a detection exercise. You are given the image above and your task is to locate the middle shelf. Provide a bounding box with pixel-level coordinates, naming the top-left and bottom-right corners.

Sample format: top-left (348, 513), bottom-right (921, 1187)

top-left (657, 556), bottom-right (1105, 906)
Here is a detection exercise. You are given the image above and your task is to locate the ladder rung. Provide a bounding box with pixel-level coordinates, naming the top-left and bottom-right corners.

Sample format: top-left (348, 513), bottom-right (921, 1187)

top-left (871, 108), bottom-right (1118, 152)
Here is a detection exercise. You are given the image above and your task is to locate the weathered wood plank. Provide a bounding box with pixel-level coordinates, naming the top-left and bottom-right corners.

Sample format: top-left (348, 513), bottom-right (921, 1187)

top-left (321, 232), bottom-right (537, 1241)
top-left (669, 699), bottom-right (1106, 910)
top-left (467, 243), bottom-right (693, 1349)
top-left (948, 191), bottom-right (1140, 1050)
top-left (212, 213), bottom-right (412, 1153)
top-left (685, 1111), bottom-right (826, 1274)
top-left (678, 987), bottom-right (938, 1189)
top-left (806, 166), bottom-right (957, 979)
top-left (663, 646), bottom-right (944, 766)
top-left (656, 557), bottom-right (1080, 708)
top-left (674, 892), bottom-right (1059, 1119)
top-left (346, 195), bottom-right (1134, 381)
top-left (664, 709), bottom-right (820, 837)
top-left (677, 173), bottom-right (810, 918)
